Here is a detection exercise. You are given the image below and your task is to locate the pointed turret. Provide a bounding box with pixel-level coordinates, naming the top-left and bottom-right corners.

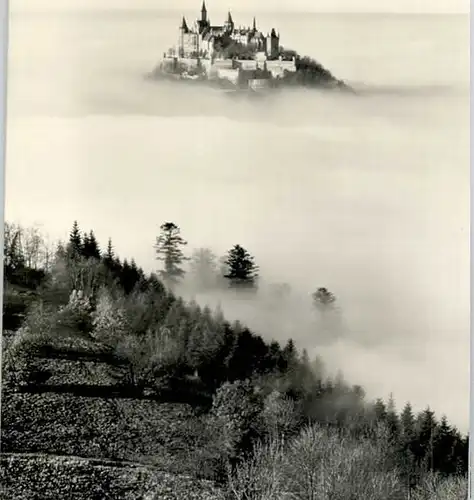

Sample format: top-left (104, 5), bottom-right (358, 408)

top-left (252, 17), bottom-right (257, 32)
top-left (201, 1), bottom-right (207, 22)
top-left (224, 10), bottom-right (234, 33)
top-left (181, 16), bottom-right (189, 33)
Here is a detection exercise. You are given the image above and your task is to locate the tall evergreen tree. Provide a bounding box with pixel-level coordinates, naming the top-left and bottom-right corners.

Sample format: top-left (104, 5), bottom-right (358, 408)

top-left (386, 393), bottom-right (401, 442)
top-left (81, 232), bottom-right (89, 257)
top-left (222, 244), bottom-right (259, 289)
top-left (432, 416), bottom-right (457, 475)
top-left (373, 398), bottom-right (388, 422)
top-left (400, 402), bottom-right (416, 440)
top-left (104, 238), bottom-right (114, 263)
top-left (414, 407), bottom-right (438, 472)
top-left (154, 222), bottom-right (189, 287)
top-left (81, 230), bottom-right (100, 259)
top-left (67, 220), bottom-right (82, 259)
top-left (282, 338), bottom-right (297, 367)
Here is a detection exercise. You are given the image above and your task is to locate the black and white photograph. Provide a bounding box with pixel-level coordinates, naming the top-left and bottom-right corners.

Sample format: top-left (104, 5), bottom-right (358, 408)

top-left (0, 0), bottom-right (470, 498)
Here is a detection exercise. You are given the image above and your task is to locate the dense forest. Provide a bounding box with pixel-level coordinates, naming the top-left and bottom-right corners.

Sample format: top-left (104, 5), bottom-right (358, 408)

top-left (1, 220), bottom-right (469, 499)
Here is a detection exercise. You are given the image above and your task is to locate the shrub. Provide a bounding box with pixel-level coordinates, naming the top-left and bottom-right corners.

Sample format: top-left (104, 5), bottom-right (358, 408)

top-left (209, 380), bottom-right (264, 461)
top-left (411, 472), bottom-right (468, 500)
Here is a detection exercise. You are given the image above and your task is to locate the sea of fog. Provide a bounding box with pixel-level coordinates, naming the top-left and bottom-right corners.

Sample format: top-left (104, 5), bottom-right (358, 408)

top-left (5, 5), bottom-right (469, 431)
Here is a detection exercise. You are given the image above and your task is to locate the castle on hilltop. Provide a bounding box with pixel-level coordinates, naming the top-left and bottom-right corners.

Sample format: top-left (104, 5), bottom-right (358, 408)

top-left (177, 2), bottom-right (280, 60)
top-left (160, 2), bottom-right (297, 88)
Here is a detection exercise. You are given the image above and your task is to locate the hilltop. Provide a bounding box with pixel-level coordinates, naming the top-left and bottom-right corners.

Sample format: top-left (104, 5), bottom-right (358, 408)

top-left (148, 3), bottom-right (354, 93)
top-left (1, 220), bottom-right (468, 499)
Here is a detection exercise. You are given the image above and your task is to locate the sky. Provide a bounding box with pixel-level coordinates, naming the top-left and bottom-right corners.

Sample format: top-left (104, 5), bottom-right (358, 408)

top-left (10, 0), bottom-right (470, 14)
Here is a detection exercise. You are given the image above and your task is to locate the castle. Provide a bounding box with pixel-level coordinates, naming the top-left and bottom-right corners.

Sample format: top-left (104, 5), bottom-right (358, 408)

top-left (176, 2), bottom-right (280, 60)
top-left (160, 2), bottom-right (297, 87)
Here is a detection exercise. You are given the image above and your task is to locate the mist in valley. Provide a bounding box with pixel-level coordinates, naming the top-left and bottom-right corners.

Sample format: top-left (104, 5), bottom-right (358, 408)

top-left (5, 3), bottom-right (469, 430)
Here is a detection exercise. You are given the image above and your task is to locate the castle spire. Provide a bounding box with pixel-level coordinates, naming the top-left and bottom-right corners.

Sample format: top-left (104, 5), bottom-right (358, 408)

top-left (227, 11), bottom-right (233, 25)
top-left (181, 16), bottom-right (189, 33)
top-left (253, 16), bottom-right (257, 31)
top-left (201, 1), bottom-right (207, 22)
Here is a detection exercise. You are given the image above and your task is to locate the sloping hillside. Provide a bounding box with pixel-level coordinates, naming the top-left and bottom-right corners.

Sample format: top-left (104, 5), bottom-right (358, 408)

top-left (1, 453), bottom-right (224, 500)
top-left (1, 221), bottom-right (468, 500)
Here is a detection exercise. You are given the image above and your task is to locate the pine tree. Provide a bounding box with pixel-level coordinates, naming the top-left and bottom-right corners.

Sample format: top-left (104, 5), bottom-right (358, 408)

top-left (154, 222), bottom-right (189, 287)
top-left (88, 231), bottom-right (100, 259)
top-left (386, 393), bottom-right (401, 442)
top-left (67, 221), bottom-right (82, 259)
top-left (312, 287), bottom-right (336, 310)
top-left (398, 402), bottom-right (417, 491)
top-left (120, 259), bottom-right (133, 294)
top-left (105, 238), bottom-right (114, 262)
top-left (282, 338), bottom-right (298, 367)
top-left (432, 415), bottom-right (457, 474)
top-left (414, 407), bottom-right (438, 472)
top-left (400, 402), bottom-right (416, 440)
top-left (373, 398), bottom-right (388, 422)
top-left (82, 230), bottom-right (101, 260)
top-left (222, 244), bottom-right (259, 289)
top-left (81, 232), bottom-right (89, 257)
top-left (130, 259), bottom-right (145, 287)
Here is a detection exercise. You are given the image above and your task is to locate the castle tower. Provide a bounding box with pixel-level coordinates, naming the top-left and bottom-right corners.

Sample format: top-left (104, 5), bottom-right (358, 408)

top-left (270, 28), bottom-right (279, 59)
top-left (201, 1), bottom-right (207, 23)
top-left (179, 16), bottom-right (189, 57)
top-left (180, 16), bottom-right (189, 33)
top-left (252, 16), bottom-right (257, 32)
top-left (224, 11), bottom-right (234, 32)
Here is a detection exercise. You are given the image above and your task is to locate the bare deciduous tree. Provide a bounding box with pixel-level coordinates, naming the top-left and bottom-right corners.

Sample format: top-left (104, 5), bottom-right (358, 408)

top-left (226, 439), bottom-right (287, 500)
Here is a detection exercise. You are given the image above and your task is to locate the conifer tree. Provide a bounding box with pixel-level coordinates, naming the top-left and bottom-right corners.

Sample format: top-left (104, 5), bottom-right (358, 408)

top-left (386, 393), bottom-right (401, 442)
top-left (415, 407), bottom-right (438, 472)
top-left (120, 259), bottom-right (134, 294)
top-left (81, 232), bottom-right (89, 256)
top-left (67, 221), bottom-right (82, 259)
top-left (222, 244), bottom-right (259, 289)
top-left (400, 402), bottom-right (416, 441)
top-left (83, 230), bottom-right (100, 259)
top-left (372, 398), bottom-right (388, 428)
top-left (433, 415), bottom-right (457, 474)
top-left (312, 287), bottom-right (336, 310)
top-left (154, 222), bottom-right (189, 287)
top-left (282, 338), bottom-right (297, 366)
top-left (104, 238), bottom-right (114, 263)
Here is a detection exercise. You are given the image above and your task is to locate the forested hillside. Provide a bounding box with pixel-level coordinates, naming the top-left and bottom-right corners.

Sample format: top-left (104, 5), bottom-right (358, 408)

top-left (1, 221), bottom-right (468, 499)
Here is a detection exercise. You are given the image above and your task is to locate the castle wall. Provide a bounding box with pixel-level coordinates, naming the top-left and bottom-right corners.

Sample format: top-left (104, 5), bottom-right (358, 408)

top-left (200, 37), bottom-right (215, 57)
top-left (200, 58), bottom-right (213, 74)
top-left (180, 32), bottom-right (199, 56)
top-left (238, 60), bottom-right (257, 70)
top-left (178, 58), bottom-right (200, 69)
top-left (248, 79), bottom-right (271, 90)
top-left (216, 68), bottom-right (239, 84)
top-left (212, 59), bottom-right (233, 69)
top-left (266, 59), bottom-right (297, 78)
